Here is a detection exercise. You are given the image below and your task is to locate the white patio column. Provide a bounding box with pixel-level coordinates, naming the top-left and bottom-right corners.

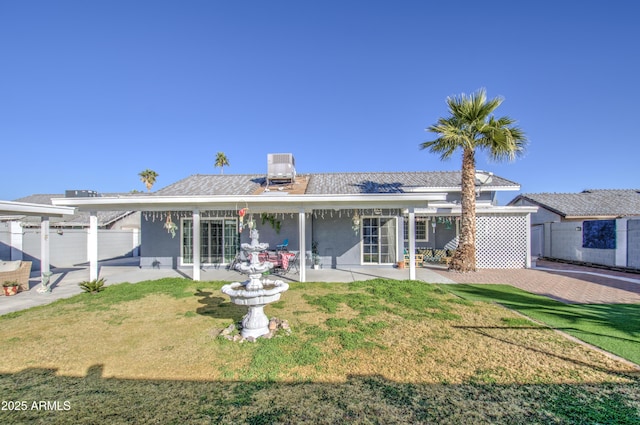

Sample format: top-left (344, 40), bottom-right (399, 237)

top-left (615, 218), bottom-right (628, 268)
top-left (132, 228), bottom-right (140, 257)
top-left (525, 213), bottom-right (532, 268)
top-left (40, 216), bottom-right (50, 275)
top-left (298, 208), bottom-right (306, 283)
top-left (408, 207), bottom-right (416, 280)
top-left (192, 209), bottom-right (201, 281)
top-left (88, 211), bottom-right (98, 281)
top-left (10, 221), bottom-right (23, 261)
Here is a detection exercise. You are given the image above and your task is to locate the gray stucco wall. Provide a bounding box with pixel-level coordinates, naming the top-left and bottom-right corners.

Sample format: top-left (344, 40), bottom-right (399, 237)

top-left (628, 219), bottom-right (640, 269)
top-left (312, 214), bottom-right (362, 268)
top-left (141, 217), bottom-right (181, 267)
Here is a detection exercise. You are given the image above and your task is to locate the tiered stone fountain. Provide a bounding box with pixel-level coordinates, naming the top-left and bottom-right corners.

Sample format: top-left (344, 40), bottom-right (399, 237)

top-left (221, 228), bottom-right (289, 338)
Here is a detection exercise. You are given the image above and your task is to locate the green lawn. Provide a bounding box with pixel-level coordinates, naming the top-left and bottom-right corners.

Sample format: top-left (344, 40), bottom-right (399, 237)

top-left (0, 278), bottom-right (638, 424)
top-left (444, 284), bottom-right (640, 365)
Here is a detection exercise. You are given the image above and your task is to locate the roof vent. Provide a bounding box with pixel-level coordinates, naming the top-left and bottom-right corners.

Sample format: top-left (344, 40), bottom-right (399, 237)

top-left (267, 153), bottom-right (296, 185)
top-left (65, 190), bottom-right (98, 198)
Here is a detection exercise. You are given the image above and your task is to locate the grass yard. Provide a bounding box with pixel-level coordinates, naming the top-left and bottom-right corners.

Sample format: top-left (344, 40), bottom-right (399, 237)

top-left (445, 284), bottom-right (640, 365)
top-left (0, 278), bottom-right (638, 424)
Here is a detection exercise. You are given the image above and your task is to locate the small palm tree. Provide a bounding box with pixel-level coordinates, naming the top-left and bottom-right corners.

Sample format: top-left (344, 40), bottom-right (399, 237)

top-left (138, 169), bottom-right (159, 192)
top-left (214, 152), bottom-right (230, 174)
top-left (420, 89), bottom-right (527, 272)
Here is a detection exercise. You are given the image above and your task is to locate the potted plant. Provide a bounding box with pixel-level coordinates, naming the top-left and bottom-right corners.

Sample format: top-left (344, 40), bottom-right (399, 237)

top-left (3, 281), bottom-right (19, 296)
top-left (311, 241), bottom-right (320, 270)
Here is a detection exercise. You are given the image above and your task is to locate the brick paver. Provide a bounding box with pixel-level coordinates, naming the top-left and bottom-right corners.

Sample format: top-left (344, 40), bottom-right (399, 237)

top-left (432, 259), bottom-right (640, 304)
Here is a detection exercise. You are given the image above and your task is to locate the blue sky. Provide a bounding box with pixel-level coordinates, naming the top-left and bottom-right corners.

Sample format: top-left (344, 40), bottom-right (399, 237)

top-left (1, 1), bottom-right (638, 204)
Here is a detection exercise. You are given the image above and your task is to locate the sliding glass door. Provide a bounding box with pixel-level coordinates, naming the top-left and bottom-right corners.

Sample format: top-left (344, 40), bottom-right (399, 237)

top-left (182, 218), bottom-right (238, 264)
top-left (362, 217), bottom-right (397, 264)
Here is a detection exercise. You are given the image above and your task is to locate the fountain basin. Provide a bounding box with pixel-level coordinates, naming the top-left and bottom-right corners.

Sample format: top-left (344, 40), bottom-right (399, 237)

top-left (221, 281), bottom-right (289, 306)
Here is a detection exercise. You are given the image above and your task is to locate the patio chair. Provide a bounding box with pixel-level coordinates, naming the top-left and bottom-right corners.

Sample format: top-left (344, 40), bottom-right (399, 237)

top-left (276, 239), bottom-right (289, 251)
top-left (272, 252), bottom-right (297, 275)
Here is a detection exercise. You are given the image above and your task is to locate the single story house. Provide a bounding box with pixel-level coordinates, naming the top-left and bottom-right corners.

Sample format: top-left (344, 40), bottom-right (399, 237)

top-left (53, 155), bottom-right (536, 282)
top-left (508, 189), bottom-right (640, 269)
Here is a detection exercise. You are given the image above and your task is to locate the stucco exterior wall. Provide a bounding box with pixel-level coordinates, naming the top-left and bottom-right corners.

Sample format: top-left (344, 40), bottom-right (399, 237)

top-left (140, 216), bottom-right (182, 268)
top-left (312, 214), bottom-right (362, 268)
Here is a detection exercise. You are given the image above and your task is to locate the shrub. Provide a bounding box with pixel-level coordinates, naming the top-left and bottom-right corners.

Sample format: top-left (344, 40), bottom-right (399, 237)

top-left (79, 278), bottom-right (106, 294)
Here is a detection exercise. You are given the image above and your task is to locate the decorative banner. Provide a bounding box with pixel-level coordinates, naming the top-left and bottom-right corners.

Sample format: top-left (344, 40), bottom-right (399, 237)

top-left (582, 220), bottom-right (616, 249)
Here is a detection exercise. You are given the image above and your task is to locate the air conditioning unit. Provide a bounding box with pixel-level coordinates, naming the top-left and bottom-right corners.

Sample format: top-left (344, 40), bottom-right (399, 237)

top-left (267, 153), bottom-right (296, 185)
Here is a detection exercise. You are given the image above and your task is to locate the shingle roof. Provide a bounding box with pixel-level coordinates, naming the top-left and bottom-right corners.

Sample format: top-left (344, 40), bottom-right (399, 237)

top-left (154, 174), bottom-right (266, 196)
top-left (511, 190), bottom-right (640, 218)
top-left (155, 171), bottom-right (519, 196)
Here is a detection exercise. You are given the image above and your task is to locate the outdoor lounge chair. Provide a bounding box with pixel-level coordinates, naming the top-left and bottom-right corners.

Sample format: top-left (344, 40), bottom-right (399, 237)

top-left (276, 239), bottom-right (289, 251)
top-left (0, 260), bottom-right (32, 292)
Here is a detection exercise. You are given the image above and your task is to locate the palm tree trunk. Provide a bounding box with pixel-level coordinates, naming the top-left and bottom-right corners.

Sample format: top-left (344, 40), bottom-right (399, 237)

top-left (449, 148), bottom-right (477, 272)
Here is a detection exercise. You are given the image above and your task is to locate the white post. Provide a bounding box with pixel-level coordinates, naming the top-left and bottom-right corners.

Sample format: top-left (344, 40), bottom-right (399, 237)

top-left (616, 218), bottom-right (628, 268)
top-left (525, 213), bottom-right (532, 268)
top-left (298, 208), bottom-right (306, 283)
top-left (88, 212), bottom-right (98, 281)
top-left (192, 210), bottom-right (201, 281)
top-left (408, 208), bottom-right (416, 280)
top-left (10, 221), bottom-right (23, 261)
top-left (132, 228), bottom-right (140, 257)
top-left (40, 216), bottom-right (50, 275)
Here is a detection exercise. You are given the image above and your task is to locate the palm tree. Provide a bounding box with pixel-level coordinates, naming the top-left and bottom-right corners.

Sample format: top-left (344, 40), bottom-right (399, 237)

top-left (214, 152), bottom-right (230, 174)
top-left (138, 169), bottom-right (159, 192)
top-left (420, 89), bottom-right (527, 272)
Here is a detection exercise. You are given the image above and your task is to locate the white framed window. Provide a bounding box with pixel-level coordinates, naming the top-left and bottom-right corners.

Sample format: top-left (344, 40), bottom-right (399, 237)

top-left (403, 217), bottom-right (429, 242)
top-left (181, 218), bottom-right (238, 265)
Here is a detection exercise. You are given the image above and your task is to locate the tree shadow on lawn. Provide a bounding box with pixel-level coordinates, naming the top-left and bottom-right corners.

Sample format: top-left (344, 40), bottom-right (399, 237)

top-left (194, 289), bottom-right (246, 322)
top-left (453, 325), bottom-right (640, 376)
top-left (2, 365), bottom-right (638, 424)
top-left (448, 285), bottom-right (640, 338)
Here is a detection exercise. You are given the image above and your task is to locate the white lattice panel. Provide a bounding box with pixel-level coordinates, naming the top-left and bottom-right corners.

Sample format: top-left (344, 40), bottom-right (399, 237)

top-left (476, 215), bottom-right (528, 268)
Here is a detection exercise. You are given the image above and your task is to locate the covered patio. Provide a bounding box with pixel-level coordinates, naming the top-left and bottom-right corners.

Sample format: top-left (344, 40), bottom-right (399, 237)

top-left (53, 193), bottom-right (448, 283)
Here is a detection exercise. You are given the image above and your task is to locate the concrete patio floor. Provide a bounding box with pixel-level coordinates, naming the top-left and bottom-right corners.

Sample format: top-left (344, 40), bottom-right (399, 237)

top-left (2, 257), bottom-right (639, 316)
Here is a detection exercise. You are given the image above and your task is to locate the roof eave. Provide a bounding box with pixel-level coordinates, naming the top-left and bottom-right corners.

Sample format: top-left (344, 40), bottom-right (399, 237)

top-left (0, 200), bottom-right (76, 217)
top-left (52, 193), bottom-right (450, 212)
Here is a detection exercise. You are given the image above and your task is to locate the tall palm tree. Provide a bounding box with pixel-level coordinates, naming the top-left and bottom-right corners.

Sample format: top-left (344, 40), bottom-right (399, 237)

top-left (420, 89), bottom-right (527, 272)
top-left (138, 169), bottom-right (159, 192)
top-left (214, 152), bottom-right (230, 174)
